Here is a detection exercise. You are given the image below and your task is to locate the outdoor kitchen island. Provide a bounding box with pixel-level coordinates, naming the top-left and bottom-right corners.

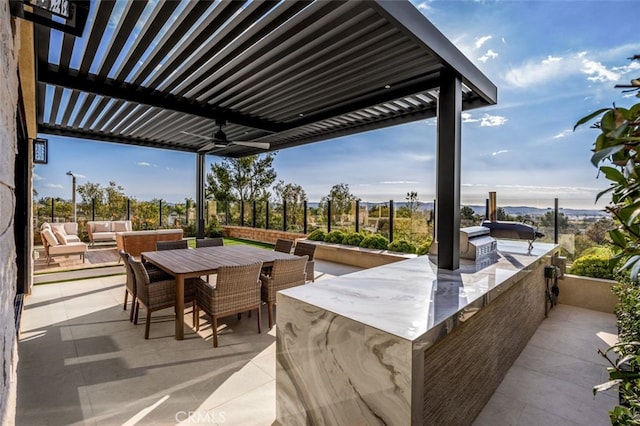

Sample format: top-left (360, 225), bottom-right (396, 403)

top-left (276, 240), bottom-right (557, 425)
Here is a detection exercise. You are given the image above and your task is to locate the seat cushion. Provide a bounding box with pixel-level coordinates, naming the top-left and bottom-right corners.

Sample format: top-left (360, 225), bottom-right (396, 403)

top-left (41, 228), bottom-right (59, 246)
top-left (49, 242), bottom-right (87, 255)
top-left (54, 231), bottom-right (68, 245)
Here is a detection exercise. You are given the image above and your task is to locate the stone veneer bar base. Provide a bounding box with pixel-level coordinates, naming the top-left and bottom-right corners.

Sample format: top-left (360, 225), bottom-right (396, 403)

top-left (276, 241), bottom-right (554, 425)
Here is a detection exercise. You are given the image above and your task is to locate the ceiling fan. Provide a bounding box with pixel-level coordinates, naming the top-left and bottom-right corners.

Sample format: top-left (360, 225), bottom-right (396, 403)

top-left (181, 119), bottom-right (270, 152)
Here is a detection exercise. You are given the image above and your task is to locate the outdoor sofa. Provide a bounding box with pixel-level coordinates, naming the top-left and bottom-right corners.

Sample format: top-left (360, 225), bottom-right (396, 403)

top-left (40, 222), bottom-right (87, 265)
top-left (86, 220), bottom-right (132, 245)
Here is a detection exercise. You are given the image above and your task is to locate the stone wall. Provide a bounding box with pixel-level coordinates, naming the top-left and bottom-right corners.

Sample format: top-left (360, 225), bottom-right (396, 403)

top-left (221, 225), bottom-right (305, 245)
top-left (0, 2), bottom-right (19, 424)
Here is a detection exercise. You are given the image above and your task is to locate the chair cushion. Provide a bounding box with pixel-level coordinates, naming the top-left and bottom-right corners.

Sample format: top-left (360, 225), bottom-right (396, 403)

top-left (93, 222), bottom-right (111, 232)
top-left (112, 221), bottom-right (131, 232)
top-left (41, 228), bottom-right (59, 246)
top-left (51, 224), bottom-right (67, 236)
top-left (54, 231), bottom-right (68, 245)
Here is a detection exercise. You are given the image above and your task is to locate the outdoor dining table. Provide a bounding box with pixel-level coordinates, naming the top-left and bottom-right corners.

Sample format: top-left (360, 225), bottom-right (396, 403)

top-left (141, 245), bottom-right (299, 340)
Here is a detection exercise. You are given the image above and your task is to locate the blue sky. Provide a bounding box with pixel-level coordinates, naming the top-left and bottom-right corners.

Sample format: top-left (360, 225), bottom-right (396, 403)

top-left (34, 0), bottom-right (640, 209)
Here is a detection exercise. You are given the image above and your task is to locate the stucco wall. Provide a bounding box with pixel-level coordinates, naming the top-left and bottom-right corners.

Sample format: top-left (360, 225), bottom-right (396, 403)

top-left (0, 2), bottom-right (19, 424)
top-left (557, 274), bottom-right (618, 314)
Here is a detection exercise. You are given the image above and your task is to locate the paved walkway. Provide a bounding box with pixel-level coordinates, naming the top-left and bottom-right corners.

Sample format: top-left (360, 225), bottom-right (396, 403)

top-left (17, 262), bottom-right (618, 425)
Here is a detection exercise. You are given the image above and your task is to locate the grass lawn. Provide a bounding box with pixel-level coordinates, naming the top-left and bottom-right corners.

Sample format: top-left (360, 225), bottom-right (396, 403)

top-left (186, 237), bottom-right (274, 250)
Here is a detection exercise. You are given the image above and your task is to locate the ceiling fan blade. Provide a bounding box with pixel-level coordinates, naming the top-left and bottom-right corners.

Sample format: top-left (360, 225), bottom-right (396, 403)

top-left (181, 131), bottom-right (211, 141)
top-left (231, 141), bottom-right (270, 149)
top-left (198, 142), bottom-right (225, 152)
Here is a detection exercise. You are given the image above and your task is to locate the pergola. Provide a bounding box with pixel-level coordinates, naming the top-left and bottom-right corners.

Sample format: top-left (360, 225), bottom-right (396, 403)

top-left (34, 0), bottom-right (497, 269)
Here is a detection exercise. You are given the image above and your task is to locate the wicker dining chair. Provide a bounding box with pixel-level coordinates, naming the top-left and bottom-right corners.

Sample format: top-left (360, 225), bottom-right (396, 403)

top-left (128, 257), bottom-right (205, 339)
top-left (260, 255), bottom-right (308, 329)
top-left (195, 237), bottom-right (224, 248)
top-left (195, 261), bottom-right (263, 347)
top-left (274, 238), bottom-right (294, 254)
top-left (293, 241), bottom-right (316, 282)
top-left (119, 250), bottom-right (169, 322)
top-left (156, 239), bottom-right (188, 251)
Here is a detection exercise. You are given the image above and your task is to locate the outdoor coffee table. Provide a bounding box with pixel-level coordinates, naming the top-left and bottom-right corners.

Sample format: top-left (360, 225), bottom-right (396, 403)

top-left (141, 245), bottom-right (299, 340)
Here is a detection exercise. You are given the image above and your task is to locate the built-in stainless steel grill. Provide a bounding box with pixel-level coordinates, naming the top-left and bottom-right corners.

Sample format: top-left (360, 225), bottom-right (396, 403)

top-left (430, 226), bottom-right (497, 260)
top-left (460, 226), bottom-right (497, 260)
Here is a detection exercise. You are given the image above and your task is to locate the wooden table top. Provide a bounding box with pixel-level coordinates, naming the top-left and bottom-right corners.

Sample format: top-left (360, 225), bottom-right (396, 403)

top-left (141, 245), bottom-right (298, 277)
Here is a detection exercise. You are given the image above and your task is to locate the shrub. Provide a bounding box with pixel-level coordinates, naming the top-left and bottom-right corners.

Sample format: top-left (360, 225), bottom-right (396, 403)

top-left (359, 234), bottom-right (389, 250)
top-left (324, 230), bottom-right (346, 244)
top-left (343, 232), bottom-right (364, 247)
top-left (205, 222), bottom-right (224, 238)
top-left (307, 229), bottom-right (326, 241)
top-left (568, 254), bottom-right (614, 280)
top-left (417, 240), bottom-right (431, 255)
top-left (387, 239), bottom-right (416, 254)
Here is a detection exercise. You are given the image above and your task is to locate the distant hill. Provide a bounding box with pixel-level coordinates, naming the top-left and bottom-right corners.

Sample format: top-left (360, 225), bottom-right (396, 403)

top-left (309, 201), bottom-right (607, 219)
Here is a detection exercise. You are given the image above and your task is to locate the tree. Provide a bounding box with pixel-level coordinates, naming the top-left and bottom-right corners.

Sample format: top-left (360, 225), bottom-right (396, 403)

top-left (460, 206), bottom-right (475, 221)
top-left (273, 180), bottom-right (307, 229)
top-left (585, 217), bottom-right (615, 245)
top-left (205, 153), bottom-right (277, 204)
top-left (406, 191), bottom-right (420, 239)
top-left (320, 183), bottom-right (360, 225)
top-left (538, 210), bottom-right (569, 231)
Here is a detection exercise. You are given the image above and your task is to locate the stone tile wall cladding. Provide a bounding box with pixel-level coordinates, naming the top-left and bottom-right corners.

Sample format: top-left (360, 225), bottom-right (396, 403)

top-left (0, 2), bottom-right (19, 424)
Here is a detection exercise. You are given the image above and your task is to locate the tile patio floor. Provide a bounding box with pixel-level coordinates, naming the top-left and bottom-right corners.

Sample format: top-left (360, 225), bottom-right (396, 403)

top-left (17, 261), bottom-right (618, 425)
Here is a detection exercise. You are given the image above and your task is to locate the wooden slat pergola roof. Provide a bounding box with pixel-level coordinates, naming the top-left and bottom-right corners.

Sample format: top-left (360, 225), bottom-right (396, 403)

top-left (35, 0), bottom-right (497, 158)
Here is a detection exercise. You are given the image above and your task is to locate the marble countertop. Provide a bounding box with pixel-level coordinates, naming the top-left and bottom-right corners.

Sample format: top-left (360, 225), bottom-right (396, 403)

top-left (280, 240), bottom-right (557, 343)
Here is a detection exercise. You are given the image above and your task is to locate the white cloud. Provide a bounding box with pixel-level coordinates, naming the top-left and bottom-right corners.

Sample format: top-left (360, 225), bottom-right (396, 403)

top-left (480, 114), bottom-right (507, 127)
top-left (137, 162), bottom-right (151, 167)
top-left (462, 112), bottom-right (480, 123)
top-left (33, 173), bottom-right (43, 181)
top-left (491, 150), bottom-right (509, 156)
top-left (581, 59), bottom-right (620, 82)
top-left (475, 35), bottom-right (492, 49)
top-left (542, 55), bottom-right (562, 65)
top-left (478, 49), bottom-right (498, 63)
top-left (553, 129), bottom-right (572, 139)
top-left (380, 180), bottom-right (420, 185)
top-left (44, 183), bottom-right (63, 189)
top-left (462, 113), bottom-right (507, 127)
top-left (414, 1), bottom-right (432, 11)
top-left (504, 50), bottom-right (628, 88)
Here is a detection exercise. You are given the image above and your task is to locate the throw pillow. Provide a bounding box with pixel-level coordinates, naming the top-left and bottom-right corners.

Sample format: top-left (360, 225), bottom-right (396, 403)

top-left (42, 229), bottom-right (59, 246)
top-left (54, 231), bottom-right (68, 245)
top-left (51, 224), bottom-right (67, 236)
top-left (93, 222), bottom-right (110, 233)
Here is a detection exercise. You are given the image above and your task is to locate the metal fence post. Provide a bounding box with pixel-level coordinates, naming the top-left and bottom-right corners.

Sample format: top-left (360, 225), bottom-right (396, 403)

top-left (389, 199), bottom-right (394, 242)
top-left (283, 200), bottom-right (287, 231)
top-left (266, 201), bottom-right (270, 229)
top-left (554, 198), bottom-right (559, 244)
top-left (225, 201), bottom-right (229, 225)
top-left (240, 201), bottom-right (245, 227)
top-left (50, 198), bottom-right (54, 222)
top-left (127, 198), bottom-right (130, 221)
top-left (327, 200), bottom-right (332, 233)
top-left (159, 199), bottom-right (163, 227)
top-left (355, 200), bottom-right (360, 233)
top-left (303, 200), bottom-right (308, 234)
top-left (92, 198), bottom-right (95, 221)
